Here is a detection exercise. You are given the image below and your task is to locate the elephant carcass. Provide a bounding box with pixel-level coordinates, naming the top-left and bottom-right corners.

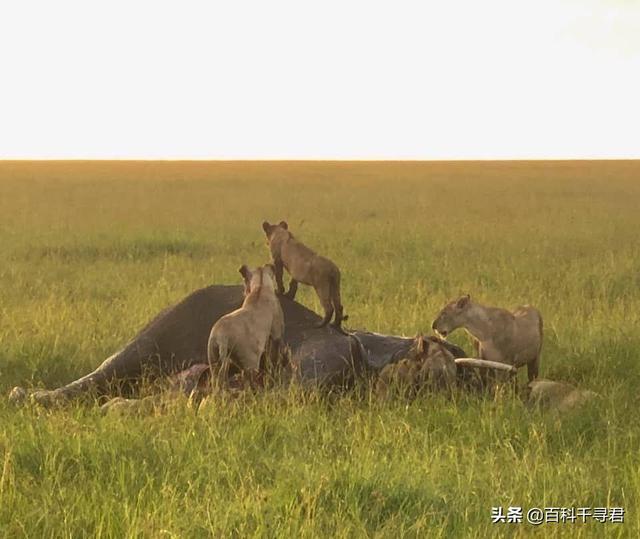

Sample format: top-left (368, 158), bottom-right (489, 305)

top-left (17, 285), bottom-right (439, 405)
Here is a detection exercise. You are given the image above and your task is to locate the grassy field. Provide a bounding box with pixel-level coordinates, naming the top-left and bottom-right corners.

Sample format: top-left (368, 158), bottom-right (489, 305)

top-left (0, 160), bottom-right (639, 537)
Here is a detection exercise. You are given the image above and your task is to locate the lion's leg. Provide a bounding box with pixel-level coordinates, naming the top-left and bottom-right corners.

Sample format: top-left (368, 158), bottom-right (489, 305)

top-left (331, 305), bottom-right (344, 329)
top-left (477, 343), bottom-right (490, 390)
top-left (262, 337), bottom-right (276, 369)
top-left (274, 260), bottom-right (286, 295)
top-left (314, 283), bottom-right (334, 328)
top-left (285, 278), bottom-right (298, 300)
top-left (213, 338), bottom-right (239, 388)
top-left (216, 357), bottom-right (232, 387)
top-left (330, 284), bottom-right (346, 329)
top-left (527, 356), bottom-right (539, 382)
top-left (268, 306), bottom-right (285, 363)
top-left (326, 272), bottom-right (348, 333)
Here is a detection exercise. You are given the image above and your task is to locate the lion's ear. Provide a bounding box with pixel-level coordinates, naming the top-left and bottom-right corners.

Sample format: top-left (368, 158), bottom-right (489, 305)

top-left (262, 221), bottom-right (271, 234)
top-left (239, 265), bottom-right (251, 280)
top-left (456, 294), bottom-right (471, 309)
top-left (278, 220), bottom-right (288, 230)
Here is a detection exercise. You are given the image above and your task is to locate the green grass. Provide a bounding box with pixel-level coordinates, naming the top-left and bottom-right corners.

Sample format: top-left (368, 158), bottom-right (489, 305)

top-left (0, 160), bottom-right (639, 537)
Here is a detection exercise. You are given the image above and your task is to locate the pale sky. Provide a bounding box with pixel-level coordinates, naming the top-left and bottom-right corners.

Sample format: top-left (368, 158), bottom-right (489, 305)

top-left (1, 0), bottom-right (638, 159)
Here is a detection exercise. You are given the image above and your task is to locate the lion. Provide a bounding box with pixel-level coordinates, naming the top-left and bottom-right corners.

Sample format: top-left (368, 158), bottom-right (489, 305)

top-left (375, 335), bottom-right (457, 398)
top-left (525, 379), bottom-right (599, 414)
top-left (432, 294), bottom-right (543, 382)
top-left (207, 263), bottom-right (284, 385)
top-left (262, 220), bottom-right (347, 331)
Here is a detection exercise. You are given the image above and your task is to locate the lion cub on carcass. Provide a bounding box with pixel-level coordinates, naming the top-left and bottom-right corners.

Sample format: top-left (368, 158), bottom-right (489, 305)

top-left (207, 264), bottom-right (284, 384)
top-left (432, 295), bottom-right (543, 382)
top-left (262, 220), bottom-right (347, 331)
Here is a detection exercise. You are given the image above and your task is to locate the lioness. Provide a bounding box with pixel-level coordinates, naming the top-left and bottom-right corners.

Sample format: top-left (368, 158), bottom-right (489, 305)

top-left (432, 295), bottom-right (543, 382)
top-left (207, 264), bottom-right (284, 384)
top-left (262, 220), bottom-right (347, 331)
top-left (375, 336), bottom-right (457, 398)
top-left (525, 379), bottom-right (599, 414)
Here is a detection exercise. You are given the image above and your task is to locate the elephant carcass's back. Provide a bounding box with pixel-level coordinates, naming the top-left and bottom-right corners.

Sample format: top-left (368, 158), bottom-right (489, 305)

top-left (114, 285), bottom-right (245, 375)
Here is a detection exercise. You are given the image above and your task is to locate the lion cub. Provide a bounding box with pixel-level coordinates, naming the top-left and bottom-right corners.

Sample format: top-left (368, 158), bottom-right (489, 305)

top-left (432, 295), bottom-right (543, 382)
top-left (375, 336), bottom-right (457, 398)
top-left (262, 220), bottom-right (347, 331)
top-left (525, 379), bottom-right (599, 414)
top-left (207, 264), bottom-right (284, 384)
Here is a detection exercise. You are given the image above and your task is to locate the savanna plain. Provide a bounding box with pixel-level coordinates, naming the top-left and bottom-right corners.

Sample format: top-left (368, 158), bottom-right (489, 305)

top-left (0, 161), bottom-right (639, 538)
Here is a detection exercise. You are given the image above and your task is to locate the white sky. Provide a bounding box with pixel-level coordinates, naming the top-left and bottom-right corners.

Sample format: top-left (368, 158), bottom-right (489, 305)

top-left (0, 0), bottom-right (638, 159)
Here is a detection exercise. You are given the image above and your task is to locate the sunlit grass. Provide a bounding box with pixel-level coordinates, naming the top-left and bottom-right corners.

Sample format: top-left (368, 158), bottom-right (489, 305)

top-left (0, 161), bottom-right (639, 537)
